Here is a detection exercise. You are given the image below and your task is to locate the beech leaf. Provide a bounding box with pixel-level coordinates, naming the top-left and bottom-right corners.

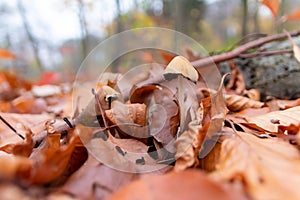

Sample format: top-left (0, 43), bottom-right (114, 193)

top-left (108, 170), bottom-right (243, 200)
top-left (244, 106), bottom-right (300, 133)
top-left (225, 94), bottom-right (264, 112)
top-left (212, 130), bottom-right (300, 200)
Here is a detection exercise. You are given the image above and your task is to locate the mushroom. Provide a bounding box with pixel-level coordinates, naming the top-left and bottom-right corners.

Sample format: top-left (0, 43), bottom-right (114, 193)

top-left (163, 56), bottom-right (199, 134)
top-left (163, 56), bottom-right (199, 83)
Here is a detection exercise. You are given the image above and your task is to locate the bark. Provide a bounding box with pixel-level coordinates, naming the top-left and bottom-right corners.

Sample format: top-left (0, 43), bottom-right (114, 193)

top-left (220, 38), bottom-right (300, 99)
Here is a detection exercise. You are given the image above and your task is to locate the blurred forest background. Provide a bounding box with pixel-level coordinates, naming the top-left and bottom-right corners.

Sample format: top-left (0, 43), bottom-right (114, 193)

top-left (1, 0), bottom-right (300, 80)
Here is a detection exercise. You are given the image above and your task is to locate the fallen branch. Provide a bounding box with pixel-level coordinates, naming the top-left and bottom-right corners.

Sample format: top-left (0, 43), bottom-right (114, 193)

top-left (191, 30), bottom-right (300, 68)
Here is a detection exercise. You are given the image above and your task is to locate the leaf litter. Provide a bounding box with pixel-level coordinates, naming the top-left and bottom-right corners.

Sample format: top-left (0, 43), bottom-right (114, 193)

top-left (0, 52), bottom-right (300, 200)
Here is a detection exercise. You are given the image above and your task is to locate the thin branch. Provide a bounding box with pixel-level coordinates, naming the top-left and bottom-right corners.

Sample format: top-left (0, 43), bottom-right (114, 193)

top-left (191, 30), bottom-right (300, 68)
top-left (238, 49), bottom-right (293, 58)
top-left (0, 115), bottom-right (25, 140)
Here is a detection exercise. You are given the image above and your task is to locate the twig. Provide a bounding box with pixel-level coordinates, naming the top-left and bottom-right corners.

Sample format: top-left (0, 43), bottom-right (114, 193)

top-left (238, 49), bottom-right (293, 58)
top-left (0, 115), bottom-right (25, 140)
top-left (191, 30), bottom-right (300, 68)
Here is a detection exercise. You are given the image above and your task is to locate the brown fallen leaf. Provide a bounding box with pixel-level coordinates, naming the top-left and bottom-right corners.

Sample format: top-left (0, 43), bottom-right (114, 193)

top-left (211, 130), bottom-right (300, 199)
top-left (0, 151), bottom-right (32, 180)
top-left (75, 85), bottom-right (121, 127)
top-left (108, 170), bottom-right (244, 200)
top-left (105, 101), bottom-right (148, 139)
top-left (61, 155), bottom-right (137, 200)
top-left (130, 84), bottom-right (179, 152)
top-left (225, 60), bottom-right (245, 94)
top-left (244, 106), bottom-right (300, 133)
top-left (0, 112), bottom-right (53, 147)
top-left (242, 89), bottom-right (261, 101)
top-left (267, 97), bottom-right (300, 110)
top-left (174, 74), bottom-right (228, 171)
top-left (225, 94), bottom-right (264, 112)
top-left (0, 124), bottom-right (33, 157)
top-left (77, 124), bottom-right (163, 173)
top-left (28, 134), bottom-right (83, 185)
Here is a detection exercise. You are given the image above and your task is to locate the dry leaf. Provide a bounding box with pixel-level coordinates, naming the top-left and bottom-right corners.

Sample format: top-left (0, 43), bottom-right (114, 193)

top-left (108, 170), bottom-right (243, 200)
top-left (77, 124), bottom-right (162, 173)
top-left (225, 61), bottom-right (245, 94)
top-left (242, 89), bottom-right (261, 101)
top-left (130, 84), bottom-right (179, 152)
top-left (61, 155), bottom-right (137, 200)
top-left (105, 101), bottom-right (147, 139)
top-left (0, 151), bottom-right (32, 180)
top-left (75, 85), bottom-right (121, 127)
top-left (0, 124), bottom-right (33, 157)
top-left (261, 0), bottom-right (280, 18)
top-left (0, 48), bottom-right (16, 59)
top-left (225, 94), bottom-right (264, 112)
top-left (282, 9), bottom-right (300, 21)
top-left (174, 74), bottom-right (228, 171)
top-left (211, 130), bottom-right (300, 199)
top-left (28, 134), bottom-right (82, 185)
top-left (244, 106), bottom-right (300, 133)
top-left (0, 112), bottom-right (53, 147)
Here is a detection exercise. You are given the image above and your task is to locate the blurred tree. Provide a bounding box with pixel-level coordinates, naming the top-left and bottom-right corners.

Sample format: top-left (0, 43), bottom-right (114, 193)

top-left (115, 0), bottom-right (124, 33)
top-left (159, 0), bottom-right (206, 40)
top-left (16, 0), bottom-right (44, 71)
top-left (241, 0), bottom-right (248, 36)
top-left (77, 0), bottom-right (89, 60)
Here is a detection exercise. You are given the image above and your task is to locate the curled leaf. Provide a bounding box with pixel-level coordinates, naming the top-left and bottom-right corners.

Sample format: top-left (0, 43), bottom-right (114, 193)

top-left (225, 94), bottom-right (264, 112)
top-left (174, 74), bottom-right (228, 170)
top-left (105, 101), bottom-right (148, 139)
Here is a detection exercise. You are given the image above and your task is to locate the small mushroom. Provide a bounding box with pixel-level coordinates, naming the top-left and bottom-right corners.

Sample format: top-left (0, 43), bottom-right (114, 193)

top-left (163, 56), bottom-right (199, 83)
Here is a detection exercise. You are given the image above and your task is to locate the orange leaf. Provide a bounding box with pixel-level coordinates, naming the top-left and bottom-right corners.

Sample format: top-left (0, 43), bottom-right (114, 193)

top-left (108, 170), bottom-right (244, 200)
top-left (262, 0), bottom-right (280, 18)
top-left (0, 49), bottom-right (16, 59)
top-left (283, 9), bottom-right (300, 21)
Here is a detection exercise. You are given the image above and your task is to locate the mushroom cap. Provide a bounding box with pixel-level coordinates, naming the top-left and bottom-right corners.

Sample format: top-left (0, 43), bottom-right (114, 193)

top-left (163, 56), bottom-right (199, 83)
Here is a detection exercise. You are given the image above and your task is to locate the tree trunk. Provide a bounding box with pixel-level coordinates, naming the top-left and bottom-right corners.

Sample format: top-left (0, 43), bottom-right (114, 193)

top-left (241, 0), bottom-right (248, 37)
top-left (77, 0), bottom-right (88, 60)
top-left (17, 0), bottom-right (44, 71)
